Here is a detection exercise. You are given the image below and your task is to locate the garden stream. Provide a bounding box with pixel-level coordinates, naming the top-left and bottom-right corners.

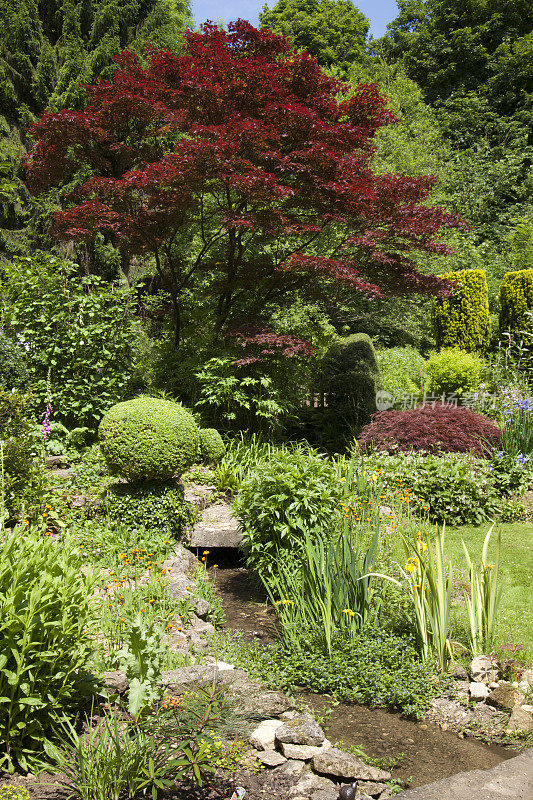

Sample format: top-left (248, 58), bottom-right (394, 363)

top-left (207, 555), bottom-right (516, 790)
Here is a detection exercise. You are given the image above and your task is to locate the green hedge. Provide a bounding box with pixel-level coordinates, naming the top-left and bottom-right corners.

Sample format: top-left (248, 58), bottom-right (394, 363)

top-left (499, 269), bottom-right (533, 336)
top-left (434, 269), bottom-right (491, 352)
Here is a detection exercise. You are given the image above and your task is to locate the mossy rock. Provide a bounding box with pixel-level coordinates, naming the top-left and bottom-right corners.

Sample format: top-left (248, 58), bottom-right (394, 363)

top-left (99, 396), bottom-right (199, 482)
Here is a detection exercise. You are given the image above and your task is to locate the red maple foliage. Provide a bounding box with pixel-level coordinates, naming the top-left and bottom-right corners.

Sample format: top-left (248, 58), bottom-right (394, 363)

top-left (25, 20), bottom-right (463, 346)
top-left (357, 404), bottom-right (501, 457)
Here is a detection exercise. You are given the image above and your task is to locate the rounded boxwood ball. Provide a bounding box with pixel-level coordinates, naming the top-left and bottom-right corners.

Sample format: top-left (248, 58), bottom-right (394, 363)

top-left (99, 396), bottom-right (199, 481)
top-left (199, 428), bottom-right (226, 463)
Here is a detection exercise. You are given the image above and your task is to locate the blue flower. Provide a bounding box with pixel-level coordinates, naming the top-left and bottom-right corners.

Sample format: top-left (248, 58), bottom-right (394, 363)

top-left (516, 454), bottom-right (530, 467)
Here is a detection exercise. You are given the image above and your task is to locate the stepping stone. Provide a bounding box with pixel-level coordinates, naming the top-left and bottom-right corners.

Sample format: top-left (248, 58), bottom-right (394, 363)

top-left (189, 502), bottom-right (242, 548)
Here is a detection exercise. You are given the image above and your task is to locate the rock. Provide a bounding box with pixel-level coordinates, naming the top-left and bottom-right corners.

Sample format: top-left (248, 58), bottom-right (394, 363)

top-left (379, 506), bottom-right (393, 517)
top-left (518, 680), bottom-right (530, 693)
top-left (186, 630), bottom-right (210, 653)
top-left (249, 719), bottom-right (283, 751)
top-left (312, 791), bottom-right (340, 800)
top-left (486, 681), bottom-right (525, 710)
top-left (469, 655), bottom-right (500, 684)
top-left (46, 455), bottom-right (67, 468)
top-left (71, 495), bottom-right (86, 508)
top-left (257, 749), bottom-right (287, 767)
top-left (189, 502), bottom-right (242, 548)
top-left (448, 662), bottom-right (468, 681)
top-left (215, 660), bottom-right (235, 671)
top-left (162, 665), bottom-right (219, 691)
top-left (275, 712), bottom-right (326, 747)
top-left (506, 704), bottom-right (533, 734)
top-left (312, 748), bottom-right (391, 782)
top-left (469, 681), bottom-right (490, 701)
top-left (278, 759), bottom-right (307, 779)
top-left (238, 690), bottom-right (294, 718)
top-left (389, 747), bottom-right (533, 799)
top-left (194, 598), bottom-right (210, 618)
top-left (356, 783), bottom-right (388, 796)
top-left (188, 613), bottom-right (215, 634)
top-left (279, 741), bottom-right (332, 761)
top-left (520, 668), bottom-right (533, 687)
top-left (183, 484), bottom-right (217, 510)
top-left (290, 766), bottom-right (338, 796)
top-left (102, 669), bottom-right (129, 694)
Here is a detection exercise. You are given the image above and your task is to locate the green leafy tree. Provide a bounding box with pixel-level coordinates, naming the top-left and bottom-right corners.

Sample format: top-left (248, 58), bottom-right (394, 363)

top-left (0, 0), bottom-right (191, 129)
top-left (383, 0), bottom-right (532, 116)
top-left (260, 0), bottom-right (369, 72)
top-left (380, 0), bottom-right (533, 241)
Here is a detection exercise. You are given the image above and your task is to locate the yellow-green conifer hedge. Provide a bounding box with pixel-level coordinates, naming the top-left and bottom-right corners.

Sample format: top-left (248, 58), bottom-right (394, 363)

top-left (499, 269), bottom-right (533, 336)
top-left (434, 269), bottom-right (491, 352)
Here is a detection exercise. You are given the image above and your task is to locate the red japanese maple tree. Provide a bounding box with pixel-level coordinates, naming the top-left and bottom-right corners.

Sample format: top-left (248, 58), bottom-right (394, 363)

top-left (25, 20), bottom-right (462, 347)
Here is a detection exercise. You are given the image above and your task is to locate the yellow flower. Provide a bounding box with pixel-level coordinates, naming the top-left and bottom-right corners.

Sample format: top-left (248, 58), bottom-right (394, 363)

top-left (405, 563), bottom-right (416, 573)
top-left (203, 550), bottom-right (210, 555)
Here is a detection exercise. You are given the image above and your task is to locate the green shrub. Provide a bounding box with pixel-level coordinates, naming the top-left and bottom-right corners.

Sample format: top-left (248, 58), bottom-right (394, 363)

top-left (104, 481), bottom-right (193, 537)
top-left (0, 390), bottom-right (44, 517)
top-left (0, 333), bottom-right (28, 389)
top-left (0, 254), bottom-right (135, 429)
top-left (99, 396), bottom-right (199, 482)
top-left (434, 269), bottom-right (491, 352)
top-left (195, 356), bottom-right (292, 434)
top-left (499, 269), bottom-right (533, 336)
top-left (313, 333), bottom-right (382, 448)
top-left (376, 345), bottom-right (426, 397)
top-left (234, 447), bottom-right (342, 577)
top-left (359, 451), bottom-right (500, 526)
top-left (199, 428), bottom-right (226, 464)
top-left (0, 528), bottom-right (97, 772)
top-left (426, 348), bottom-right (485, 397)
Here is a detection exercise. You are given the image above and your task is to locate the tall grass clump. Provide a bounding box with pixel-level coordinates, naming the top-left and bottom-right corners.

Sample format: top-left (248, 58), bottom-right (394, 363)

top-left (400, 530), bottom-right (453, 672)
top-left (462, 525), bottom-right (503, 655)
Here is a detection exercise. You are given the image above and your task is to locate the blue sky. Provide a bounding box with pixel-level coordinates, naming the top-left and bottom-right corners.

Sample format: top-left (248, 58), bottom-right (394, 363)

top-left (190, 0), bottom-right (400, 39)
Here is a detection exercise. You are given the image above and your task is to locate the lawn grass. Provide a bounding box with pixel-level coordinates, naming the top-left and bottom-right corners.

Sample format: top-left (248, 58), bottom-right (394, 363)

top-left (445, 522), bottom-right (533, 665)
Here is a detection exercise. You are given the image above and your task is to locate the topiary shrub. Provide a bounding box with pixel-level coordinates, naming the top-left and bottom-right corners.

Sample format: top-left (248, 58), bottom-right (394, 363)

top-left (104, 481), bottom-right (194, 536)
top-left (0, 333), bottom-right (28, 389)
top-left (99, 396), bottom-right (199, 482)
top-left (499, 269), bottom-right (533, 336)
top-left (434, 269), bottom-right (491, 352)
top-left (199, 428), bottom-right (225, 464)
top-left (426, 348), bottom-right (485, 397)
top-left (357, 404), bottom-right (501, 457)
top-left (313, 333), bottom-right (382, 448)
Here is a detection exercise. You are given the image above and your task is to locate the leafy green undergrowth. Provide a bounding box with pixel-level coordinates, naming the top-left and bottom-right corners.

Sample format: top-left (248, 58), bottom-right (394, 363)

top-left (210, 628), bottom-right (439, 718)
top-left (446, 522), bottom-right (533, 664)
